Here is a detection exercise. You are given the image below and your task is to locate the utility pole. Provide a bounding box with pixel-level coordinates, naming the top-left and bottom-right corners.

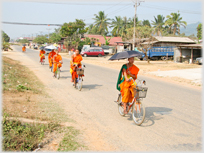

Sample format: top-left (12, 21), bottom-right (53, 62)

top-left (133, 0), bottom-right (144, 50)
top-left (46, 28), bottom-right (51, 39)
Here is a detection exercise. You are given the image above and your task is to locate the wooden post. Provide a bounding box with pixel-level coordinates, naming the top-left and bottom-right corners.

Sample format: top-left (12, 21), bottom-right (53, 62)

top-left (191, 47), bottom-right (193, 64)
top-left (179, 47), bottom-right (182, 63)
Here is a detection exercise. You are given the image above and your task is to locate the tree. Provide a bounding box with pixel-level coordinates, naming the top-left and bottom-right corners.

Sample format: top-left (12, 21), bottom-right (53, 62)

top-left (2, 31), bottom-right (10, 42)
top-left (33, 36), bottom-right (48, 44)
top-left (19, 39), bottom-right (29, 44)
top-left (50, 33), bottom-right (61, 43)
top-left (60, 19), bottom-right (88, 51)
top-left (110, 16), bottom-right (123, 37)
top-left (165, 12), bottom-right (187, 35)
top-left (151, 15), bottom-right (165, 36)
top-left (93, 11), bottom-right (110, 35)
top-left (126, 26), bottom-right (154, 63)
top-left (197, 23), bottom-right (202, 41)
top-left (103, 35), bottom-right (113, 45)
top-left (142, 20), bottom-right (151, 27)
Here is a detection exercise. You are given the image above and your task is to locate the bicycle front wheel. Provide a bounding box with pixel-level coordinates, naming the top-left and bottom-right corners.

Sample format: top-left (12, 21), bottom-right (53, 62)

top-left (132, 101), bottom-right (145, 126)
top-left (117, 94), bottom-right (125, 116)
top-left (77, 76), bottom-right (83, 91)
top-left (57, 69), bottom-right (60, 79)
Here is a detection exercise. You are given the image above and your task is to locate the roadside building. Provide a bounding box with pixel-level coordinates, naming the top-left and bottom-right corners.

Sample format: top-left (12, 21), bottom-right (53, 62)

top-left (140, 36), bottom-right (200, 63)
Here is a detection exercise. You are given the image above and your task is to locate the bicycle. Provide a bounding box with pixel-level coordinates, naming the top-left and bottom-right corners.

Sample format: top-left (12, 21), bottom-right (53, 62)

top-left (40, 54), bottom-right (45, 65)
top-left (53, 62), bottom-right (61, 79)
top-left (73, 65), bottom-right (85, 91)
top-left (115, 79), bottom-right (148, 126)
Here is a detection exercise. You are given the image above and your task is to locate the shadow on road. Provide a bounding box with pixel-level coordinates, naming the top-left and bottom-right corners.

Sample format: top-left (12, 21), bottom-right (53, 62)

top-left (126, 107), bottom-right (172, 127)
top-left (60, 70), bottom-right (70, 73)
top-left (59, 76), bottom-right (71, 79)
top-left (82, 84), bottom-right (103, 90)
top-left (142, 107), bottom-right (173, 127)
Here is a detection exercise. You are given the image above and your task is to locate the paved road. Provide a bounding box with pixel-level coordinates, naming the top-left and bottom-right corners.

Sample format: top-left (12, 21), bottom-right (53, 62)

top-left (4, 46), bottom-right (202, 151)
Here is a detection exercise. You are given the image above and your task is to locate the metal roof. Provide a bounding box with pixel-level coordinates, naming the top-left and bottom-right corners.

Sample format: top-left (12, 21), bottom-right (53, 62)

top-left (154, 36), bottom-right (196, 44)
top-left (177, 43), bottom-right (203, 48)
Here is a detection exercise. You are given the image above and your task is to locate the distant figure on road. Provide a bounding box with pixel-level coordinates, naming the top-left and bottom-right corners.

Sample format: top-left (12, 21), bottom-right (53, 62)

top-left (116, 57), bottom-right (139, 114)
top-left (39, 48), bottom-right (46, 62)
top-left (70, 49), bottom-right (83, 83)
top-left (53, 50), bottom-right (63, 77)
top-left (22, 46), bottom-right (26, 52)
top-left (48, 49), bottom-right (56, 69)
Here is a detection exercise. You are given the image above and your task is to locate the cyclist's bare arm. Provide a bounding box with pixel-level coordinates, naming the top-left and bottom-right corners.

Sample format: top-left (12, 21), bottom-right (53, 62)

top-left (123, 68), bottom-right (130, 82)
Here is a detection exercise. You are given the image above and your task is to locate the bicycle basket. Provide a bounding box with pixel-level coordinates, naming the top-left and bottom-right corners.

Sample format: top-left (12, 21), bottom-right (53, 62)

top-left (76, 68), bottom-right (84, 75)
top-left (134, 86), bottom-right (148, 98)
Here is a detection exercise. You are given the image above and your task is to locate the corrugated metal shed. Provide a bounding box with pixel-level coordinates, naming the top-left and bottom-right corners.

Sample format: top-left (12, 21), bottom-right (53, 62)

top-left (154, 36), bottom-right (196, 44)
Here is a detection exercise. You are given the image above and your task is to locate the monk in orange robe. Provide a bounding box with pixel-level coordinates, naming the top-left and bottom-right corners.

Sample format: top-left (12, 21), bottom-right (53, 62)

top-left (48, 49), bottom-right (56, 68)
top-left (22, 46), bottom-right (26, 52)
top-left (39, 49), bottom-right (46, 62)
top-left (70, 49), bottom-right (83, 82)
top-left (53, 50), bottom-right (63, 77)
top-left (118, 57), bottom-right (139, 114)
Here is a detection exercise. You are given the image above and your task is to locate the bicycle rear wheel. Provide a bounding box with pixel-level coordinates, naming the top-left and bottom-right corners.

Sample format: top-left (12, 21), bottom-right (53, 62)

top-left (117, 94), bottom-right (125, 116)
top-left (77, 76), bottom-right (83, 91)
top-left (57, 69), bottom-right (60, 79)
top-left (132, 101), bottom-right (145, 126)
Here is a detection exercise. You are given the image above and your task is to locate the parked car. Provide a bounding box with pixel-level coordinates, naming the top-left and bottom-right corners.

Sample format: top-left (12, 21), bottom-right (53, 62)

top-left (81, 47), bottom-right (105, 57)
top-left (44, 48), bottom-right (52, 55)
top-left (39, 46), bottom-right (46, 50)
top-left (195, 57), bottom-right (202, 65)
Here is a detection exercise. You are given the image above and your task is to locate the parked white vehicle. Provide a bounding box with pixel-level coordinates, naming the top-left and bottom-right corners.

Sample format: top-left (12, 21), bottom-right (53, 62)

top-left (195, 57), bottom-right (202, 64)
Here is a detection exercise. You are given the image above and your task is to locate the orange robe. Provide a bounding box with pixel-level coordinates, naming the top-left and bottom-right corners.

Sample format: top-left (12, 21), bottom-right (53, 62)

top-left (70, 54), bottom-right (83, 80)
top-left (22, 46), bottom-right (26, 52)
top-left (39, 50), bottom-right (46, 61)
top-left (120, 64), bottom-right (139, 103)
top-left (48, 51), bottom-right (56, 67)
top-left (53, 54), bottom-right (62, 73)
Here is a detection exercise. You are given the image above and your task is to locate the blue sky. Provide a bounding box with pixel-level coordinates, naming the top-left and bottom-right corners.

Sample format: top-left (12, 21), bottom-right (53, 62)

top-left (1, 0), bottom-right (203, 39)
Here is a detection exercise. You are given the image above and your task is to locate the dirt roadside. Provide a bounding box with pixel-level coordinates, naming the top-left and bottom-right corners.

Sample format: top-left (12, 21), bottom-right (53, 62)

top-left (2, 47), bottom-right (117, 151)
top-left (60, 53), bottom-right (202, 90)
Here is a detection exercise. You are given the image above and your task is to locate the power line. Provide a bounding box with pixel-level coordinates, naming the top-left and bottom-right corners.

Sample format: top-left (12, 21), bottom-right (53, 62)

top-left (140, 4), bottom-right (201, 14)
top-left (28, 1), bottom-right (132, 6)
top-left (2, 21), bottom-right (93, 26)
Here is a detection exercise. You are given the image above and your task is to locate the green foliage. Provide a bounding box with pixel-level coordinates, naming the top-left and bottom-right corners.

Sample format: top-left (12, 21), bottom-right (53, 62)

top-left (2, 31), bottom-right (10, 42)
top-left (197, 23), bottom-right (202, 40)
top-left (60, 19), bottom-right (87, 37)
top-left (58, 127), bottom-right (83, 151)
top-left (33, 36), bottom-right (48, 44)
top-left (2, 42), bottom-right (13, 51)
top-left (93, 11), bottom-right (110, 35)
top-left (19, 39), bottom-right (30, 44)
top-left (142, 20), bottom-right (151, 27)
top-left (2, 56), bottom-right (43, 93)
top-left (165, 11), bottom-right (187, 35)
top-left (50, 33), bottom-right (61, 43)
top-left (103, 35), bottom-right (113, 45)
top-left (16, 84), bottom-right (31, 91)
top-left (151, 15), bottom-right (165, 36)
top-left (2, 113), bottom-right (60, 151)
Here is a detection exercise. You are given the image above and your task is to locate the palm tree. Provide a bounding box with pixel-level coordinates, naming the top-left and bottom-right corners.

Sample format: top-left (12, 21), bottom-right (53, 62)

top-left (142, 20), bottom-right (151, 27)
top-left (165, 12), bottom-right (187, 35)
top-left (151, 15), bottom-right (165, 36)
top-left (128, 17), bottom-right (141, 28)
top-left (119, 16), bottom-right (131, 39)
top-left (93, 11), bottom-right (110, 35)
top-left (110, 16), bottom-right (123, 36)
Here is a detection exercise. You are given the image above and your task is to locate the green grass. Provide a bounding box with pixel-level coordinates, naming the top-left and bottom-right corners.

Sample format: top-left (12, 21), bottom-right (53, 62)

top-left (2, 56), bottom-right (86, 151)
top-left (2, 113), bottom-right (60, 151)
top-left (58, 127), bottom-right (84, 151)
top-left (2, 56), bottom-right (44, 94)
